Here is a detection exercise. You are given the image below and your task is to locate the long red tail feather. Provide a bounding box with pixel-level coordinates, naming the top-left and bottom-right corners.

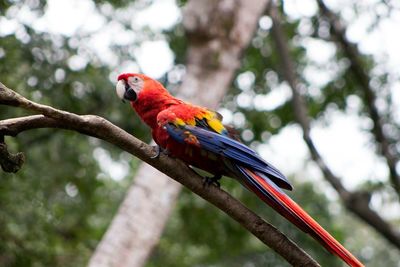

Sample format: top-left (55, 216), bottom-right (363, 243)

top-left (240, 167), bottom-right (364, 267)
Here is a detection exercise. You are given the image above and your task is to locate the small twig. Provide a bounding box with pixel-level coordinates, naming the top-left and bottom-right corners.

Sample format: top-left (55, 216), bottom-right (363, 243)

top-left (0, 82), bottom-right (319, 266)
top-left (0, 141), bottom-right (25, 173)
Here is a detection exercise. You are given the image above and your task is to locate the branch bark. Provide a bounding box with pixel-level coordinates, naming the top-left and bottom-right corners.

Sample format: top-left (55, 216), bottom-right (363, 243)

top-left (316, 0), bottom-right (400, 195)
top-left (268, 3), bottom-right (400, 250)
top-left (0, 141), bottom-right (25, 173)
top-left (0, 82), bottom-right (320, 266)
top-left (89, 1), bottom-right (280, 266)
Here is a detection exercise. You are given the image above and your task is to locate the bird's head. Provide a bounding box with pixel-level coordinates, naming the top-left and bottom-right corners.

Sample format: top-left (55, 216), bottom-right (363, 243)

top-left (115, 73), bottom-right (149, 102)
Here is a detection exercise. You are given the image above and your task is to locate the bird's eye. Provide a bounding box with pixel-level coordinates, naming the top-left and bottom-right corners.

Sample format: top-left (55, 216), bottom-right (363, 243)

top-left (133, 77), bottom-right (140, 83)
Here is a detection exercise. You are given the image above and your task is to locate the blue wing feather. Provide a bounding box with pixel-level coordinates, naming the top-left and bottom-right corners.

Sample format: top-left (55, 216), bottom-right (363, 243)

top-left (165, 124), bottom-right (293, 190)
top-left (162, 121), bottom-right (363, 266)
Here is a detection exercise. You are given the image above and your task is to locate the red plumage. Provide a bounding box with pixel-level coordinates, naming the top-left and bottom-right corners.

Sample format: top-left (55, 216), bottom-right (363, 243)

top-left (116, 73), bottom-right (364, 267)
top-left (243, 169), bottom-right (363, 266)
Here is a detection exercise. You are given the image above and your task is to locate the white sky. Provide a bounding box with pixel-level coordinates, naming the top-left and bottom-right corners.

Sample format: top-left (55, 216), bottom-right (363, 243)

top-left (2, 0), bottom-right (399, 194)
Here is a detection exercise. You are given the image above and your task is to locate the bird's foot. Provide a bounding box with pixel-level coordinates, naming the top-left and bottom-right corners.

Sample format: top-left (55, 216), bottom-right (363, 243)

top-left (202, 174), bottom-right (222, 188)
top-left (151, 145), bottom-right (169, 159)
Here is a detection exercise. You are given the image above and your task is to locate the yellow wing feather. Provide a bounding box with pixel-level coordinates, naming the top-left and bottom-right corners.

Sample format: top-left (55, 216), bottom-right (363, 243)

top-left (196, 110), bottom-right (226, 134)
top-left (159, 105), bottom-right (226, 134)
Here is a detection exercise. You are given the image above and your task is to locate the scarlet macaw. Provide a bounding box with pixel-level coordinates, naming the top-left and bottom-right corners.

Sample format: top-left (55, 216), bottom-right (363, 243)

top-left (116, 73), bottom-right (363, 267)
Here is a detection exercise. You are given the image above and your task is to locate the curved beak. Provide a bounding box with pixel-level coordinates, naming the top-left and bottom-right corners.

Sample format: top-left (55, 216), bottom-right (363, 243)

top-left (124, 86), bottom-right (137, 102)
top-left (116, 80), bottom-right (137, 102)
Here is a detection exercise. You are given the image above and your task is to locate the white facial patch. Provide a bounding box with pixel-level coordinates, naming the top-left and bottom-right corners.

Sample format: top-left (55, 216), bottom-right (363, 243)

top-left (127, 76), bottom-right (144, 94)
top-left (116, 80), bottom-right (126, 100)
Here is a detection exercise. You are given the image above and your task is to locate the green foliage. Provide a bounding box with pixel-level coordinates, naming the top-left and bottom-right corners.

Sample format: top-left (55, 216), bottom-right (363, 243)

top-left (0, 2), bottom-right (149, 266)
top-left (148, 179), bottom-right (339, 267)
top-left (1, 0), bottom-right (400, 266)
top-left (152, 1), bottom-right (400, 266)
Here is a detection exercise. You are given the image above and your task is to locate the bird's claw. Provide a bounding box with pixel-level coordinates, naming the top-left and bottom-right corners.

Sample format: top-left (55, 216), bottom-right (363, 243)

top-left (151, 145), bottom-right (169, 159)
top-left (203, 174), bottom-right (222, 188)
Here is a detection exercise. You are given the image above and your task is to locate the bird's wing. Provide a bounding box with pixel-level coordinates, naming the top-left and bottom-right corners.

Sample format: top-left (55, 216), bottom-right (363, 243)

top-left (157, 108), bottom-right (364, 267)
top-left (162, 116), bottom-right (292, 190)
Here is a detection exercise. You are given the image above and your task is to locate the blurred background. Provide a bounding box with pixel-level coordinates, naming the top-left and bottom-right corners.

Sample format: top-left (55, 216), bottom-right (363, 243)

top-left (1, 0), bottom-right (400, 266)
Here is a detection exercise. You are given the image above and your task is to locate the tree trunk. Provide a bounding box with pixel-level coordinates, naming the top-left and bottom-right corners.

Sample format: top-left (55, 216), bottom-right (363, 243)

top-left (87, 1), bottom-right (270, 266)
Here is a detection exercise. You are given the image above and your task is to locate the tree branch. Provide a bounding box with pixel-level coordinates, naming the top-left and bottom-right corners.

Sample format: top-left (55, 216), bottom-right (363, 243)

top-left (0, 141), bottom-right (25, 173)
top-left (90, 1), bottom-right (279, 266)
top-left (268, 4), bottom-right (400, 250)
top-left (316, 0), bottom-right (400, 195)
top-left (0, 83), bottom-right (320, 266)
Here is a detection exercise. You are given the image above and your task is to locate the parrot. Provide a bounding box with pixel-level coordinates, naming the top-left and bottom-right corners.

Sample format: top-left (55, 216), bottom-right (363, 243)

top-left (115, 73), bottom-right (364, 267)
